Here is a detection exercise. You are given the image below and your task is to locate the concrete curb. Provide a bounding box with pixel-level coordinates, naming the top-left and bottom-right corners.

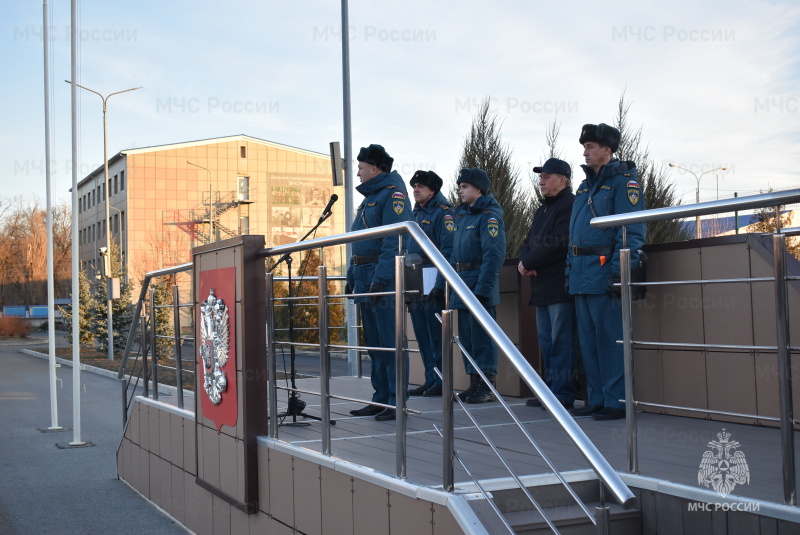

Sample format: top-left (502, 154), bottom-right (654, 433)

top-left (19, 348), bottom-right (192, 398)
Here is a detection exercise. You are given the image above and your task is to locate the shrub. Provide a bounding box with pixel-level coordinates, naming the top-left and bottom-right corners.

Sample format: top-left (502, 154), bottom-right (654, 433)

top-left (0, 317), bottom-right (32, 338)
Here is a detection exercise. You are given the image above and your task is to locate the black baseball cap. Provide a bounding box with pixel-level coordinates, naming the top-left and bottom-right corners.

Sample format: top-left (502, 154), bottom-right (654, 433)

top-left (533, 158), bottom-right (571, 179)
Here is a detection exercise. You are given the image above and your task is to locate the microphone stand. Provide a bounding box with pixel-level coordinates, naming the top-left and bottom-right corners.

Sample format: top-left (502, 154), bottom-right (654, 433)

top-left (269, 208), bottom-right (337, 427)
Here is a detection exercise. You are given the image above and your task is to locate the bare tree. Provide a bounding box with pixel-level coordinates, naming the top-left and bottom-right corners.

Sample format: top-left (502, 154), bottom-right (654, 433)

top-left (613, 90), bottom-right (692, 244)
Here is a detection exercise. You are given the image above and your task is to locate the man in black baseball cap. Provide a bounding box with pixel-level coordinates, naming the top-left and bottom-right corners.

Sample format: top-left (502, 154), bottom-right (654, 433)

top-left (520, 158), bottom-right (575, 411)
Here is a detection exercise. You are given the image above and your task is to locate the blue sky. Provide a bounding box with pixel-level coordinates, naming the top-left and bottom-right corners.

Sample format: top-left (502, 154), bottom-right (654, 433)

top-left (3, 1), bottom-right (799, 207)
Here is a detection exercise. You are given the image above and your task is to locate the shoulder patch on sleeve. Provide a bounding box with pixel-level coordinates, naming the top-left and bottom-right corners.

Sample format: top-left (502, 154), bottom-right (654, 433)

top-left (487, 217), bottom-right (499, 237)
top-left (392, 191), bottom-right (406, 214)
top-left (627, 189), bottom-right (640, 206)
top-left (443, 214), bottom-right (454, 232)
top-left (626, 180), bottom-right (640, 189)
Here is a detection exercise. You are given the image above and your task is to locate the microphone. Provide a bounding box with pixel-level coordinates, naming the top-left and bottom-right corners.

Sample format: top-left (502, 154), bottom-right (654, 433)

top-left (322, 194), bottom-right (339, 215)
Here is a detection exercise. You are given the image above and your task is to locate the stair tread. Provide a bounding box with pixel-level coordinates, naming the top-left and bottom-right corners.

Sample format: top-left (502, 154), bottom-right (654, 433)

top-left (504, 502), bottom-right (640, 528)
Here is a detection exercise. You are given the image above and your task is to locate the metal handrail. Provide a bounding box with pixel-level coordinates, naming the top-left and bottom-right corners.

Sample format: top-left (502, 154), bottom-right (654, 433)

top-left (591, 188), bottom-right (799, 505)
top-left (259, 221), bottom-right (636, 510)
top-left (589, 188), bottom-right (800, 228)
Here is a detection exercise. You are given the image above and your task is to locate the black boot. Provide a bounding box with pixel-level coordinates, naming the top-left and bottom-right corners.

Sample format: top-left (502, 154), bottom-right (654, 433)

top-left (466, 375), bottom-right (496, 404)
top-left (457, 374), bottom-right (480, 402)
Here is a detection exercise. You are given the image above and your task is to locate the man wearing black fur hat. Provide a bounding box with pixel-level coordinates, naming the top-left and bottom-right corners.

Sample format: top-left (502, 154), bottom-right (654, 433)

top-left (566, 124), bottom-right (646, 421)
top-left (406, 170), bottom-right (454, 397)
top-left (346, 144), bottom-right (412, 422)
top-left (450, 168), bottom-right (506, 404)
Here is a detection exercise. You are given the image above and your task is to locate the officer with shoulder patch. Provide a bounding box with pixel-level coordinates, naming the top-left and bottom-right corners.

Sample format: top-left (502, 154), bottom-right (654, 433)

top-left (406, 170), bottom-right (454, 398)
top-left (450, 168), bottom-right (506, 404)
top-left (566, 123), bottom-right (646, 421)
top-left (346, 144), bottom-right (412, 421)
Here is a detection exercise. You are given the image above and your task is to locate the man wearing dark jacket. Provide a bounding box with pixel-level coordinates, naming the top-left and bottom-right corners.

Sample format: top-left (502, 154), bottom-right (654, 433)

top-left (450, 168), bottom-right (506, 404)
top-left (566, 123), bottom-right (646, 421)
top-left (518, 158), bottom-right (576, 410)
top-left (406, 170), bottom-right (454, 397)
top-left (345, 144), bottom-right (412, 421)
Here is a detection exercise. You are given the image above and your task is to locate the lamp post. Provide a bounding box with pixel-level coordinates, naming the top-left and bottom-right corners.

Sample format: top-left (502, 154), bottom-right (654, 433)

top-left (668, 163), bottom-right (727, 239)
top-left (66, 81), bottom-right (141, 360)
top-left (187, 161), bottom-right (214, 243)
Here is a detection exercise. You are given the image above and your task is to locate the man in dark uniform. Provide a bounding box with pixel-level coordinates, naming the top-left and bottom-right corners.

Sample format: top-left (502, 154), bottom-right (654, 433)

top-left (519, 158), bottom-right (576, 410)
top-left (345, 144), bottom-right (412, 421)
top-left (406, 170), bottom-right (454, 398)
top-left (450, 168), bottom-right (506, 404)
top-left (566, 124), bottom-right (646, 421)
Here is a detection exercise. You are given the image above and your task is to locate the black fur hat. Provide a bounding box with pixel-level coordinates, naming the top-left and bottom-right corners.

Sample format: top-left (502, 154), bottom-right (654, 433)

top-left (579, 123), bottom-right (621, 152)
top-left (356, 144), bottom-right (394, 173)
top-left (456, 168), bottom-right (491, 195)
top-left (409, 170), bottom-right (443, 194)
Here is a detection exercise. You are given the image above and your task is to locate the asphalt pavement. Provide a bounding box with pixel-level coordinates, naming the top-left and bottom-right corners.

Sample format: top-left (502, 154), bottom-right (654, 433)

top-left (0, 337), bottom-right (187, 535)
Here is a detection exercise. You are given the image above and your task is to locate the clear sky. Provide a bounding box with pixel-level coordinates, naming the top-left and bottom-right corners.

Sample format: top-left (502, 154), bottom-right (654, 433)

top-left (3, 1), bottom-right (799, 207)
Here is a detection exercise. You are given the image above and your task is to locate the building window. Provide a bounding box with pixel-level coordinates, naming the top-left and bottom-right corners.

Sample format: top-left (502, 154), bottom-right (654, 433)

top-left (102, 183), bottom-right (106, 201)
top-left (238, 176), bottom-right (250, 201)
top-left (121, 211), bottom-right (125, 232)
top-left (240, 216), bottom-right (250, 235)
top-left (120, 170), bottom-right (125, 191)
top-left (240, 146), bottom-right (246, 158)
top-left (113, 174), bottom-right (118, 195)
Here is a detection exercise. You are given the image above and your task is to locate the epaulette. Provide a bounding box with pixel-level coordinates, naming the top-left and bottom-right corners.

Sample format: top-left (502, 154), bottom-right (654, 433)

top-left (385, 184), bottom-right (397, 189)
top-left (440, 204), bottom-right (454, 211)
top-left (482, 210), bottom-right (492, 215)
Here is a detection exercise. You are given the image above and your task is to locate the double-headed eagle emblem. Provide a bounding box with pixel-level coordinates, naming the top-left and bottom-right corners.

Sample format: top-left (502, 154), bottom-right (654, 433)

top-left (698, 428), bottom-right (750, 497)
top-left (200, 288), bottom-right (230, 405)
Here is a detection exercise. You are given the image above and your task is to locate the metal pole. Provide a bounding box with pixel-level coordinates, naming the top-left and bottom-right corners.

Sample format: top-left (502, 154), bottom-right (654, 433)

top-left (68, 0), bottom-right (83, 446)
top-left (43, 0), bottom-right (61, 431)
top-left (441, 309), bottom-right (454, 491)
top-left (319, 265), bottom-right (331, 455)
top-left (621, 248), bottom-right (638, 473)
top-left (342, 0), bottom-right (358, 377)
top-left (266, 272), bottom-right (278, 438)
top-left (150, 287), bottom-right (158, 401)
top-left (395, 255), bottom-right (407, 479)
top-left (734, 192), bottom-right (739, 234)
top-left (172, 284), bottom-right (184, 409)
top-left (773, 233), bottom-right (796, 505)
top-left (103, 99), bottom-right (113, 361)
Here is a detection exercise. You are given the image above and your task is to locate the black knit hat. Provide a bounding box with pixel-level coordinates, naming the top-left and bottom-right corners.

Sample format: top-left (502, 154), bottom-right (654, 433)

top-left (356, 144), bottom-right (394, 173)
top-left (409, 170), bottom-right (443, 194)
top-left (456, 168), bottom-right (491, 195)
top-left (579, 123), bottom-right (621, 152)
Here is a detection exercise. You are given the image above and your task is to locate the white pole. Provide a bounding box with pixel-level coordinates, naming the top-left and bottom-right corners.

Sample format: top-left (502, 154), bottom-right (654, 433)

top-left (43, 0), bottom-right (61, 431)
top-left (69, 0), bottom-right (84, 446)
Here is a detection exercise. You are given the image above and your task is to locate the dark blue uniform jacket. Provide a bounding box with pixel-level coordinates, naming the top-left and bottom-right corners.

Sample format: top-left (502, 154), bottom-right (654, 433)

top-left (407, 191), bottom-right (455, 291)
top-left (449, 193), bottom-right (506, 309)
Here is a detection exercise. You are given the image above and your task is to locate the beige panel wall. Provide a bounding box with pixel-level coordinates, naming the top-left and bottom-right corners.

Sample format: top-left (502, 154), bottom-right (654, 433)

top-left (118, 399), bottom-right (466, 534)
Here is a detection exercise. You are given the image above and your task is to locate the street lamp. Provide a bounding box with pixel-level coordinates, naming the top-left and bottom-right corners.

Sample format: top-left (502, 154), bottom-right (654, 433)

top-left (187, 161), bottom-right (214, 243)
top-left (66, 81), bottom-right (141, 360)
top-left (668, 163), bottom-right (727, 239)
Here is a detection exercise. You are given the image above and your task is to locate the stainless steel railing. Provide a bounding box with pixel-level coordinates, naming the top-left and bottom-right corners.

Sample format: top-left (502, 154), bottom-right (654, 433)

top-left (591, 187), bottom-right (800, 505)
top-left (259, 221), bottom-right (637, 513)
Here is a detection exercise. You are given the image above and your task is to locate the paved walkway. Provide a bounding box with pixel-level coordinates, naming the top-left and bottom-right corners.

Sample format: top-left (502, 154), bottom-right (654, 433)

top-left (0, 339), bottom-right (187, 534)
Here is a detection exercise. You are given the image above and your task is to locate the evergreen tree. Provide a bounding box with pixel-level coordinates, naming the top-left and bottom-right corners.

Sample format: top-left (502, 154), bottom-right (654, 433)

top-left (613, 90), bottom-right (693, 244)
top-left (449, 97), bottom-right (535, 258)
top-left (93, 238), bottom-right (134, 355)
top-left (58, 267), bottom-right (97, 347)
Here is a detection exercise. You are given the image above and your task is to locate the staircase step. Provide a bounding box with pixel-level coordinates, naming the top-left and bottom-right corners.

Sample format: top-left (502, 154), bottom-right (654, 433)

top-left (506, 502), bottom-right (641, 535)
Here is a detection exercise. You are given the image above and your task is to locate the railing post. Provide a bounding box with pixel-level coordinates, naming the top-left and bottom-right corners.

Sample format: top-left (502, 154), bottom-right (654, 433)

top-left (441, 309), bottom-right (454, 492)
top-left (395, 255), bottom-right (407, 479)
top-left (266, 272), bottom-right (278, 439)
top-left (773, 233), bottom-right (796, 505)
top-left (172, 284), bottom-right (184, 409)
top-left (620, 248), bottom-right (638, 473)
top-left (149, 287), bottom-right (159, 401)
top-left (318, 265), bottom-right (332, 456)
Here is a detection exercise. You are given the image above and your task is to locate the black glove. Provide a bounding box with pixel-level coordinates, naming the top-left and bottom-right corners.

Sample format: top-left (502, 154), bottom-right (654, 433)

top-left (428, 287), bottom-right (445, 302)
top-left (369, 282), bottom-right (386, 303)
top-left (344, 282), bottom-right (353, 295)
top-left (606, 272), bottom-right (621, 299)
top-left (564, 276), bottom-right (570, 295)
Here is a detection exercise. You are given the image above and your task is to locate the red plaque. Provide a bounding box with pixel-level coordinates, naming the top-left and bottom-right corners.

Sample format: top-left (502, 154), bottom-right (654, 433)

top-left (197, 267), bottom-right (238, 432)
